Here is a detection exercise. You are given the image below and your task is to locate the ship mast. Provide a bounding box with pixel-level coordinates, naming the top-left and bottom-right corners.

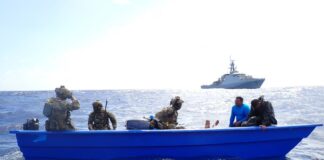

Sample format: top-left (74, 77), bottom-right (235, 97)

top-left (229, 58), bottom-right (238, 74)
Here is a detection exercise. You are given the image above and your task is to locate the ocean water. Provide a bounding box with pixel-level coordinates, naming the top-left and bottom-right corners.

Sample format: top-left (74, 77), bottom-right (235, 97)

top-left (0, 87), bottom-right (323, 160)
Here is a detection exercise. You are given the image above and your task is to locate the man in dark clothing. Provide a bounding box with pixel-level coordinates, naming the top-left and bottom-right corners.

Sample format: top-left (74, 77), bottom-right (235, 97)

top-left (242, 96), bottom-right (277, 128)
top-left (88, 101), bottom-right (117, 130)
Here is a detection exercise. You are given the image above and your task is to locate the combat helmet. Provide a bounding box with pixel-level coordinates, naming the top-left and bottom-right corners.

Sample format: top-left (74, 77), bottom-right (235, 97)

top-left (170, 96), bottom-right (184, 110)
top-left (92, 100), bottom-right (103, 112)
top-left (55, 85), bottom-right (72, 100)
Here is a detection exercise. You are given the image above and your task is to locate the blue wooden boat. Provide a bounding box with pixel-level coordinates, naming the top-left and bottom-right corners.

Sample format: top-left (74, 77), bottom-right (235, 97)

top-left (10, 124), bottom-right (322, 160)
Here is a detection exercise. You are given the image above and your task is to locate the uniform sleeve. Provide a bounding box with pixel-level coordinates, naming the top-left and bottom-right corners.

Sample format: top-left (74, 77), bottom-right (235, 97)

top-left (229, 107), bottom-right (235, 127)
top-left (67, 100), bottom-right (80, 111)
top-left (155, 111), bottom-right (162, 121)
top-left (107, 112), bottom-right (117, 130)
top-left (166, 107), bottom-right (175, 115)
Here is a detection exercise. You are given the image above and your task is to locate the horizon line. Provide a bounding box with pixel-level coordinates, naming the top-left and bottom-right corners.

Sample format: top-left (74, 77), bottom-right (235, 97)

top-left (0, 85), bottom-right (323, 92)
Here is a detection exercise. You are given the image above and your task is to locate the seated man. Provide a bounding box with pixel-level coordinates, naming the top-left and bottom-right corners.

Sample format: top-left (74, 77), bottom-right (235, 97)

top-left (155, 96), bottom-right (184, 129)
top-left (242, 96), bottom-right (277, 128)
top-left (88, 101), bottom-right (117, 130)
top-left (229, 96), bottom-right (250, 127)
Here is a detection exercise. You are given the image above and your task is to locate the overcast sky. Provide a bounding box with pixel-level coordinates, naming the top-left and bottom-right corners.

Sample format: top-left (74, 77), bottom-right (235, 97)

top-left (0, 0), bottom-right (323, 91)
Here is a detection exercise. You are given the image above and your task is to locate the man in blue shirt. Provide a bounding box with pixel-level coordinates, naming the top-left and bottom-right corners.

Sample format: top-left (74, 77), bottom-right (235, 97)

top-left (229, 97), bottom-right (250, 127)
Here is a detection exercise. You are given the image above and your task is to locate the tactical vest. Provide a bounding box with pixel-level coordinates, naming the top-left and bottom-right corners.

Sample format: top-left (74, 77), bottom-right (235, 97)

top-left (44, 98), bottom-right (75, 131)
top-left (91, 111), bottom-right (110, 130)
top-left (155, 107), bottom-right (178, 127)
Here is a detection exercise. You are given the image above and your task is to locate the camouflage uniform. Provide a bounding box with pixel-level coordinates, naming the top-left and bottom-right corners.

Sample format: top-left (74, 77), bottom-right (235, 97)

top-left (43, 86), bottom-right (80, 131)
top-left (88, 101), bottom-right (117, 130)
top-left (155, 96), bottom-right (184, 129)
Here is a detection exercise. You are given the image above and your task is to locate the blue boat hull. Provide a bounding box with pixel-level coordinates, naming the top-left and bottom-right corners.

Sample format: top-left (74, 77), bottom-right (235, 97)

top-left (10, 124), bottom-right (322, 160)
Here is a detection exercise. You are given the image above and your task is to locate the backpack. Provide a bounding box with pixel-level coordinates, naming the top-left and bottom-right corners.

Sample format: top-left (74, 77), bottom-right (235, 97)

top-left (43, 100), bottom-right (53, 117)
top-left (23, 118), bottom-right (39, 130)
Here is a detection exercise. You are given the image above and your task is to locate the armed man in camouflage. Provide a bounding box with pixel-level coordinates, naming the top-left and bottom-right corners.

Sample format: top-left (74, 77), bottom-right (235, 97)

top-left (88, 101), bottom-right (117, 130)
top-left (43, 86), bottom-right (80, 131)
top-left (155, 96), bottom-right (184, 129)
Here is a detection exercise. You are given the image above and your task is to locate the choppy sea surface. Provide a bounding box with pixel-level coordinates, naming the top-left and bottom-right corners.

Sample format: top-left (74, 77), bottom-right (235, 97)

top-left (0, 87), bottom-right (323, 160)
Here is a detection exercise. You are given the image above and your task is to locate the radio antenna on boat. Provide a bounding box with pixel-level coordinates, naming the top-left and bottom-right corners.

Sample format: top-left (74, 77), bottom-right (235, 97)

top-left (105, 99), bottom-right (108, 112)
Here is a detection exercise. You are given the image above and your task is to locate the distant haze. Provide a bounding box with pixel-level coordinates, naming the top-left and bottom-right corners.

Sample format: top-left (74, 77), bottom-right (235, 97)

top-left (0, 0), bottom-right (323, 90)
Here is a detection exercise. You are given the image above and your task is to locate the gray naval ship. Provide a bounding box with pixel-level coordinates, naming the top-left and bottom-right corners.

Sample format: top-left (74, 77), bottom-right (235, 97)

top-left (201, 60), bottom-right (265, 89)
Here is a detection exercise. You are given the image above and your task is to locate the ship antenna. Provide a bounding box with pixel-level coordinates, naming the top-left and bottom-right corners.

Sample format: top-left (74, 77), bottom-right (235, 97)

top-left (229, 57), bottom-right (237, 74)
